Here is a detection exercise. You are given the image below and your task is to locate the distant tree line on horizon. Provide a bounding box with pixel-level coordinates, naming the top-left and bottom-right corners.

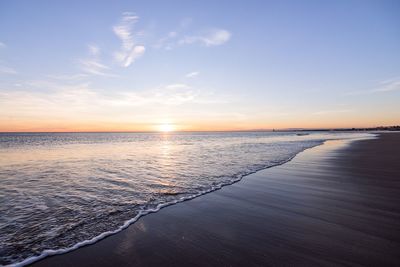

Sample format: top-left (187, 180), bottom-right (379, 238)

top-left (311, 126), bottom-right (400, 132)
top-left (273, 126), bottom-right (400, 132)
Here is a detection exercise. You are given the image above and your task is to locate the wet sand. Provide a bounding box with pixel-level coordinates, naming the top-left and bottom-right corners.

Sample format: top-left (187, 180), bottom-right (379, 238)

top-left (32, 133), bottom-right (400, 266)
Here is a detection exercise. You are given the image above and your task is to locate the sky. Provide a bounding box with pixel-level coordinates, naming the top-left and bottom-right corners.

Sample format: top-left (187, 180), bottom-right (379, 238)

top-left (0, 0), bottom-right (399, 132)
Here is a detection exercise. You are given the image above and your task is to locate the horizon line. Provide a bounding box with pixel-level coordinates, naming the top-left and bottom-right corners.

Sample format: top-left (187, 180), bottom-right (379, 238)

top-left (1, 126), bottom-right (398, 134)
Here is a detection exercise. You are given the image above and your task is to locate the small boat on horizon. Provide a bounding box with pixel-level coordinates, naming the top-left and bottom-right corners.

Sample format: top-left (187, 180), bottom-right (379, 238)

top-left (296, 133), bottom-right (310, 136)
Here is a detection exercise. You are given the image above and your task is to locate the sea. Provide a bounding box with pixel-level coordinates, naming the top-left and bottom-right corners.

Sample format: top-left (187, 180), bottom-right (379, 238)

top-left (0, 131), bottom-right (373, 266)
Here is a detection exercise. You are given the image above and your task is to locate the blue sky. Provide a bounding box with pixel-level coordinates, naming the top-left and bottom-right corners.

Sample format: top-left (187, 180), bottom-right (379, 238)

top-left (0, 0), bottom-right (399, 131)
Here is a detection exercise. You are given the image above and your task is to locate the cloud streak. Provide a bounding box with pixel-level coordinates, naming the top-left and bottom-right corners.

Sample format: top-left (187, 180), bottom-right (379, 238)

top-left (47, 73), bottom-right (88, 81)
top-left (0, 65), bottom-right (17, 75)
top-left (113, 12), bottom-right (145, 67)
top-left (179, 29), bottom-right (231, 47)
top-left (88, 44), bottom-right (100, 56)
top-left (79, 45), bottom-right (116, 77)
top-left (186, 71), bottom-right (200, 78)
top-left (372, 79), bottom-right (400, 93)
top-left (346, 78), bottom-right (400, 95)
top-left (312, 109), bottom-right (353, 115)
top-left (154, 18), bottom-right (193, 50)
top-left (80, 59), bottom-right (111, 76)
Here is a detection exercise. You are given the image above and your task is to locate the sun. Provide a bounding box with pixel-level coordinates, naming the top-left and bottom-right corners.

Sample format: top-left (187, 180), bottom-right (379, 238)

top-left (158, 123), bottom-right (175, 132)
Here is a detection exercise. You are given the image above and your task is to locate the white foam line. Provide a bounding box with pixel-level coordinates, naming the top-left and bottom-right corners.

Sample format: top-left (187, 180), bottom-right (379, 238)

top-left (6, 134), bottom-right (377, 267)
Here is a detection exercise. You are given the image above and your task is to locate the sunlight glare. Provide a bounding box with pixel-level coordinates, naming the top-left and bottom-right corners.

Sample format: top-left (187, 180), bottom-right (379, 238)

top-left (158, 123), bottom-right (175, 132)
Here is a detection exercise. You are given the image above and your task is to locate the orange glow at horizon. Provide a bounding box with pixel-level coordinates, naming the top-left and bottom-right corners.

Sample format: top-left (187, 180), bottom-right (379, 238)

top-left (0, 116), bottom-right (399, 133)
top-left (157, 123), bottom-right (175, 132)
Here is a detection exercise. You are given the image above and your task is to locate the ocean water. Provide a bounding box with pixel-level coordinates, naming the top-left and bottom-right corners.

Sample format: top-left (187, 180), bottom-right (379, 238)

top-left (0, 131), bottom-right (372, 265)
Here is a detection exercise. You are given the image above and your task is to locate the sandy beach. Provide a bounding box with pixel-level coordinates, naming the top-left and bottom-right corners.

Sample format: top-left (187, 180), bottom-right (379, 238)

top-left (31, 133), bottom-right (400, 267)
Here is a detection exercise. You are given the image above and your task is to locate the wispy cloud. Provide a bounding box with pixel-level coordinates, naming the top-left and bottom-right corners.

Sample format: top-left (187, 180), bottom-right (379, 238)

top-left (0, 42), bottom-right (6, 48)
top-left (0, 79), bottom-right (225, 116)
top-left (312, 109), bottom-right (353, 115)
top-left (154, 18), bottom-right (231, 50)
top-left (79, 45), bottom-right (116, 77)
top-left (88, 44), bottom-right (100, 56)
top-left (372, 79), bottom-right (400, 93)
top-left (165, 83), bottom-right (190, 90)
top-left (47, 73), bottom-right (88, 81)
top-left (346, 78), bottom-right (400, 95)
top-left (114, 83), bottom-right (227, 106)
top-left (120, 84), bottom-right (197, 106)
top-left (0, 65), bottom-right (17, 75)
top-left (0, 77), bottom-right (231, 131)
top-left (79, 59), bottom-right (110, 76)
top-left (154, 31), bottom-right (178, 50)
top-left (179, 29), bottom-right (231, 47)
top-left (113, 12), bottom-right (145, 67)
top-left (154, 18), bottom-right (192, 50)
top-left (0, 83), bottom-right (97, 118)
top-left (24, 79), bottom-right (92, 92)
top-left (186, 71), bottom-right (200, 78)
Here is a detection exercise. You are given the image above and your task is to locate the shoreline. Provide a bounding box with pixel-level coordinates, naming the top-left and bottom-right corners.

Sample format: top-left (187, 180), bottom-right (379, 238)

top-left (29, 133), bottom-right (400, 266)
